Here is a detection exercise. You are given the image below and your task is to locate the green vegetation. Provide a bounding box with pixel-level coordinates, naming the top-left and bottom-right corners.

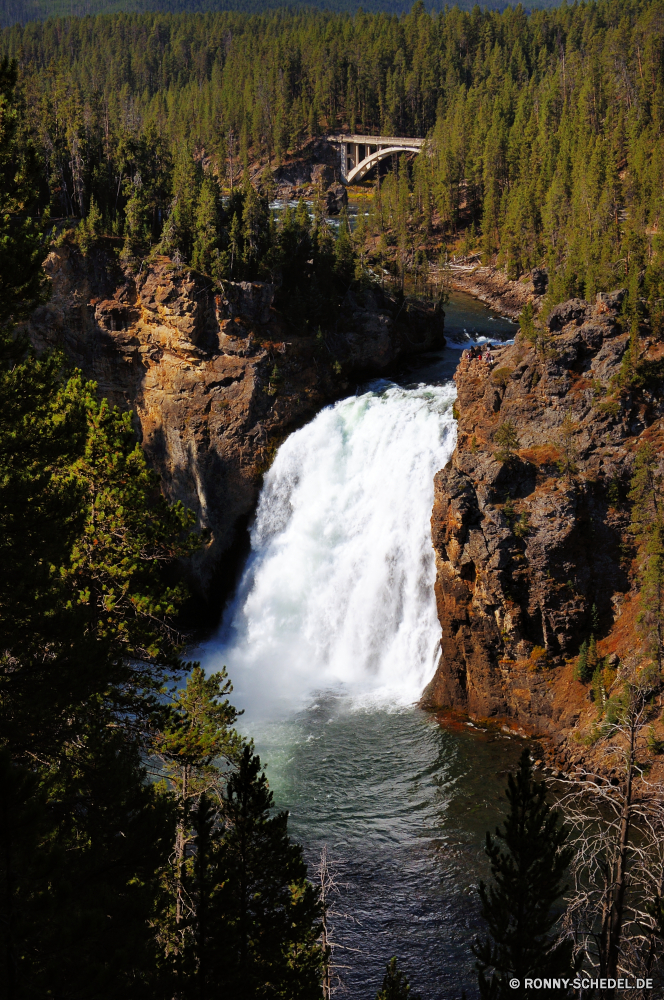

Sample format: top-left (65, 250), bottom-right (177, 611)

top-left (0, 0), bottom-right (568, 30)
top-left (473, 748), bottom-right (576, 998)
top-left (376, 957), bottom-right (421, 999)
top-left (517, 302), bottom-right (555, 360)
top-left (0, 57), bottom-right (324, 997)
top-left (6, 1), bottom-right (664, 991)
top-left (557, 412), bottom-right (578, 479)
top-left (494, 419), bottom-right (519, 463)
top-left (0, 0), bottom-right (662, 320)
top-left (630, 442), bottom-right (664, 674)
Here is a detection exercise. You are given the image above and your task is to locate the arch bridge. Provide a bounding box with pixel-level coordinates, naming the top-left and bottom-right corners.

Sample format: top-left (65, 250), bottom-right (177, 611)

top-left (327, 133), bottom-right (426, 185)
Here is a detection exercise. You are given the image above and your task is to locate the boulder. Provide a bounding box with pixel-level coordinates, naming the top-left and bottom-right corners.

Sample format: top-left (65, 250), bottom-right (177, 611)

top-left (547, 297), bottom-right (591, 331)
top-left (531, 267), bottom-right (548, 295)
top-left (325, 182), bottom-right (348, 215)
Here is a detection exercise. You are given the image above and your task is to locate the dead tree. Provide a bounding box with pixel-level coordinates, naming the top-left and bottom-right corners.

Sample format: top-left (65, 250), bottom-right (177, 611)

top-left (313, 846), bottom-right (362, 997)
top-left (555, 668), bottom-right (664, 997)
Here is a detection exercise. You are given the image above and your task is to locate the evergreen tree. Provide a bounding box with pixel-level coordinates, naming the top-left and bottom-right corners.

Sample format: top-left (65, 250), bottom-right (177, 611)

top-left (376, 957), bottom-right (421, 999)
top-left (192, 175), bottom-right (222, 278)
top-left (77, 193), bottom-right (103, 252)
top-left (334, 210), bottom-right (356, 287)
top-left (575, 640), bottom-right (591, 683)
top-left (163, 145), bottom-right (201, 262)
top-left (210, 747), bottom-right (324, 998)
top-left (1, 734), bottom-right (175, 998)
top-left (630, 443), bottom-right (664, 673)
top-left (472, 749), bottom-right (577, 999)
top-left (242, 183), bottom-right (269, 276)
top-left (155, 664), bottom-right (243, 945)
top-left (0, 56), bottom-right (45, 330)
top-left (494, 420), bottom-right (519, 463)
top-left (122, 176), bottom-right (151, 261)
top-left (518, 302), bottom-right (536, 345)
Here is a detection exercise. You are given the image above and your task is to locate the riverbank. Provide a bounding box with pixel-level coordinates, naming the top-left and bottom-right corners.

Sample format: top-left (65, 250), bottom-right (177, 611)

top-left (448, 265), bottom-right (539, 320)
top-left (439, 256), bottom-right (545, 321)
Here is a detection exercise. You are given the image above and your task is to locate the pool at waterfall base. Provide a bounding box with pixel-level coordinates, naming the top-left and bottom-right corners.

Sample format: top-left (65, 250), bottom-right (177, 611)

top-left (199, 295), bottom-right (519, 998)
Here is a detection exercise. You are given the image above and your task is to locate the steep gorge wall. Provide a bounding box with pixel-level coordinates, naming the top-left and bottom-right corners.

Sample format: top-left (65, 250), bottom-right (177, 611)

top-left (424, 291), bottom-right (664, 746)
top-left (28, 243), bottom-right (444, 602)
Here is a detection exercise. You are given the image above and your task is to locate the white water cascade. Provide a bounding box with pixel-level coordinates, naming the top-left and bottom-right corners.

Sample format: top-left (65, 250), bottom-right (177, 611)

top-left (201, 378), bottom-right (457, 722)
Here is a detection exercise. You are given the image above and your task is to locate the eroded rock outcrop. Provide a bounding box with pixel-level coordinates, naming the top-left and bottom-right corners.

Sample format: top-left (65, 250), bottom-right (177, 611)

top-left (28, 243), bottom-right (444, 600)
top-left (423, 289), bottom-right (664, 742)
top-left (268, 138), bottom-right (348, 212)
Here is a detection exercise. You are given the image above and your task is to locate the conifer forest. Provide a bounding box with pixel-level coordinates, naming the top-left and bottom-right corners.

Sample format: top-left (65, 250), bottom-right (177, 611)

top-left (3, 0), bottom-right (664, 996)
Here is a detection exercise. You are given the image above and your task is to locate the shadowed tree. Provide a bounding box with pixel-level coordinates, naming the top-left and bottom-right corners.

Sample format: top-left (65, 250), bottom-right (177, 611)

top-left (376, 957), bottom-right (421, 999)
top-left (472, 749), bottom-right (577, 999)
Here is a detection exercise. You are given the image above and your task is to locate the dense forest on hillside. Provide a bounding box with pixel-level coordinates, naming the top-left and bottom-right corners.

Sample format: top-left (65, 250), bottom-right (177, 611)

top-left (0, 0), bottom-right (564, 31)
top-left (4, 2), bottom-right (664, 994)
top-left (2, 0), bottom-right (664, 317)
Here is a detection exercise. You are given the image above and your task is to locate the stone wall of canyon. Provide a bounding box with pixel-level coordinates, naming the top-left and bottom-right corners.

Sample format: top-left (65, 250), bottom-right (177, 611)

top-left (27, 243), bottom-right (444, 607)
top-left (423, 291), bottom-right (664, 753)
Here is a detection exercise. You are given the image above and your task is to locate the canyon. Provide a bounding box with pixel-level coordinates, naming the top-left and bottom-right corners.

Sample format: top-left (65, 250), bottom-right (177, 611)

top-left (26, 242), bottom-right (444, 606)
top-left (27, 241), bottom-right (664, 763)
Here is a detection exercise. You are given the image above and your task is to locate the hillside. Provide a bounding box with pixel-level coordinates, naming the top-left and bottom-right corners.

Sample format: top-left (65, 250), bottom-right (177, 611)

top-left (0, 0), bottom-right (564, 29)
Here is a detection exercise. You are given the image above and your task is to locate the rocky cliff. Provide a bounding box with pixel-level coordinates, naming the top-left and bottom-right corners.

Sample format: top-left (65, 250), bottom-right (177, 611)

top-left (423, 290), bottom-right (664, 747)
top-left (27, 242), bottom-right (444, 605)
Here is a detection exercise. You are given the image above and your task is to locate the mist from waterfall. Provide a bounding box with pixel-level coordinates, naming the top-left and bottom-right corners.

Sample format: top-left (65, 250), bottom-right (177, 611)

top-left (201, 378), bottom-right (457, 723)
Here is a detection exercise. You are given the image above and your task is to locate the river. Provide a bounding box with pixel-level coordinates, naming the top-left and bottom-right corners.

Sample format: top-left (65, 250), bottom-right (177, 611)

top-left (199, 293), bottom-right (521, 998)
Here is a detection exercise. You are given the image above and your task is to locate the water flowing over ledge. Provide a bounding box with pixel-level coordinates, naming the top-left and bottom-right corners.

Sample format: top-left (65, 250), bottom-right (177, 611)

top-left (201, 378), bottom-right (457, 722)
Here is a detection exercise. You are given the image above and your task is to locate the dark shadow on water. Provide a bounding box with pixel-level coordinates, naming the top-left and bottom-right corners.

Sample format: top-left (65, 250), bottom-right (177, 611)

top-left (253, 702), bottom-right (526, 999)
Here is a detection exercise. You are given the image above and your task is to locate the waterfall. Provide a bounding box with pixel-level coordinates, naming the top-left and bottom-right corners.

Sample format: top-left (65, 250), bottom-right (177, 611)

top-left (201, 378), bottom-right (457, 722)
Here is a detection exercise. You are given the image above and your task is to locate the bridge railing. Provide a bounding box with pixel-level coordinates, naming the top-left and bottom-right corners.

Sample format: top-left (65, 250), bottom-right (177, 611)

top-left (327, 134), bottom-right (426, 184)
top-left (327, 133), bottom-right (425, 147)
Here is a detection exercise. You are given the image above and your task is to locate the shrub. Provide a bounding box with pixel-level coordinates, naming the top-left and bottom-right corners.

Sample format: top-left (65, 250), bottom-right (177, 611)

top-left (494, 419), bottom-right (519, 462)
top-left (492, 366), bottom-right (514, 388)
top-left (574, 639), bottom-right (594, 683)
top-left (557, 410), bottom-right (578, 477)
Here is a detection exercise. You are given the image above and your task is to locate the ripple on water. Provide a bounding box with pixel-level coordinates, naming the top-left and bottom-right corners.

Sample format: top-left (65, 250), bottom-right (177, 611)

top-left (251, 701), bottom-right (524, 998)
top-left (198, 331), bottom-right (526, 997)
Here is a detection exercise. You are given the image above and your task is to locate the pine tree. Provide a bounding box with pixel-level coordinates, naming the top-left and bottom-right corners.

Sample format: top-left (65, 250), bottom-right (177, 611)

top-left (334, 210), bottom-right (356, 287)
top-left (575, 640), bottom-right (590, 683)
top-left (210, 747), bottom-right (324, 998)
top-left (629, 443), bottom-right (664, 673)
top-left (0, 56), bottom-right (45, 330)
top-left (121, 176), bottom-right (151, 261)
top-left (472, 749), bottom-right (576, 999)
top-left (192, 175), bottom-right (222, 278)
top-left (1, 733), bottom-right (175, 998)
top-left (557, 412), bottom-right (578, 479)
top-left (77, 194), bottom-right (103, 253)
top-left (518, 302), bottom-right (536, 344)
top-left (162, 145), bottom-right (201, 262)
top-left (376, 957), bottom-right (421, 999)
top-left (155, 664), bottom-right (243, 938)
top-left (494, 420), bottom-right (519, 463)
top-left (587, 634), bottom-right (599, 676)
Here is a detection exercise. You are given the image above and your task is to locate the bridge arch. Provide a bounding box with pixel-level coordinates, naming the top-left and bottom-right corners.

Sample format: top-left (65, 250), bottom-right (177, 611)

top-left (327, 134), bottom-right (425, 185)
top-left (345, 146), bottom-right (417, 184)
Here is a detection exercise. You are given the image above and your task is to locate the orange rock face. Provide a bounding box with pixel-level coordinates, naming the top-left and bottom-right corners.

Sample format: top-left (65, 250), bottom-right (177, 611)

top-left (27, 243), bottom-right (444, 601)
top-left (424, 289), bottom-right (664, 742)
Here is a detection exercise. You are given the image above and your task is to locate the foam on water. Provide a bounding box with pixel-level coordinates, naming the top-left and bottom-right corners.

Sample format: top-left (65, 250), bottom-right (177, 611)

top-left (200, 379), bottom-right (457, 722)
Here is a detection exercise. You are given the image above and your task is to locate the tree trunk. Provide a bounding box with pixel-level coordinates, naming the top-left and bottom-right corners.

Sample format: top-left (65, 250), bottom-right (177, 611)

top-left (605, 723), bottom-right (635, 986)
top-left (176, 763), bottom-right (189, 926)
